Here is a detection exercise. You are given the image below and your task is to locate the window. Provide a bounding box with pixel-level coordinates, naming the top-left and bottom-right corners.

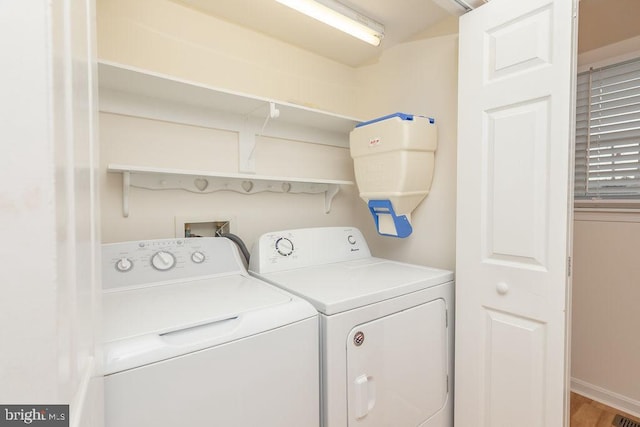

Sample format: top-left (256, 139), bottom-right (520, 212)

top-left (575, 56), bottom-right (640, 201)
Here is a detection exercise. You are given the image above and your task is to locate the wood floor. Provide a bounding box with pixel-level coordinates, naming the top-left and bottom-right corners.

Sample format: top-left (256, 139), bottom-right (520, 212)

top-left (571, 392), bottom-right (640, 426)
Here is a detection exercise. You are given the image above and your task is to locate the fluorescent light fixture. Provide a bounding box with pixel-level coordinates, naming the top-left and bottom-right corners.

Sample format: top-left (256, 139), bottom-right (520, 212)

top-left (275, 0), bottom-right (385, 46)
top-left (431, 0), bottom-right (474, 15)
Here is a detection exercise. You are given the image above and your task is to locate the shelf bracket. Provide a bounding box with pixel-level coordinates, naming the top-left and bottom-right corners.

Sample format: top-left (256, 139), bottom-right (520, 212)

top-left (325, 184), bottom-right (340, 214)
top-left (122, 171), bottom-right (130, 218)
top-left (239, 102), bottom-right (281, 174)
top-left (269, 102), bottom-right (280, 119)
top-left (238, 121), bottom-right (256, 174)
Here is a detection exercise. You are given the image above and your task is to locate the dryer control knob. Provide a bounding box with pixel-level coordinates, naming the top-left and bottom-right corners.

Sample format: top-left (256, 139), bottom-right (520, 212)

top-left (151, 251), bottom-right (176, 271)
top-left (275, 237), bottom-right (294, 256)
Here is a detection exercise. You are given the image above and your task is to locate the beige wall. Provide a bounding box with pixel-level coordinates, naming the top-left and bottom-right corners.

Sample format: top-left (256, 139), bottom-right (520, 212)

top-left (353, 33), bottom-right (459, 271)
top-left (572, 217), bottom-right (640, 409)
top-left (571, 42), bottom-right (640, 413)
top-left (100, 112), bottom-right (360, 247)
top-left (577, 34), bottom-right (640, 72)
top-left (97, 0), bottom-right (364, 247)
top-left (97, 0), bottom-right (358, 116)
top-left (578, 0), bottom-right (640, 54)
top-left (97, 0), bottom-right (459, 273)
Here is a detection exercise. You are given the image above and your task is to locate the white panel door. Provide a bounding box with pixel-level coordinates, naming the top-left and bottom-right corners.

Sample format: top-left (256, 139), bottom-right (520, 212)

top-left (456, 0), bottom-right (576, 426)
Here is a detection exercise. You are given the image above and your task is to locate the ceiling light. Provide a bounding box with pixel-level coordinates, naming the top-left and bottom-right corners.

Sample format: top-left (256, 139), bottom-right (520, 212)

top-left (275, 0), bottom-right (385, 47)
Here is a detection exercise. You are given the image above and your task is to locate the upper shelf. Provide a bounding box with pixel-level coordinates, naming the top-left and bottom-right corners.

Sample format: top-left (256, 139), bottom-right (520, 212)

top-left (100, 62), bottom-right (359, 215)
top-left (98, 60), bottom-right (362, 140)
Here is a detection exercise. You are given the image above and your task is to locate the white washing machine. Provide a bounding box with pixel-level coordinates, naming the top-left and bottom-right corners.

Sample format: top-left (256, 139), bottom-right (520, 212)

top-left (249, 227), bottom-right (454, 427)
top-left (101, 237), bottom-right (319, 427)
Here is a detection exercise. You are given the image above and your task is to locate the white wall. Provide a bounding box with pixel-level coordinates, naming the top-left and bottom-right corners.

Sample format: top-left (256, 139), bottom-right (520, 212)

top-left (0, 0), bottom-right (59, 402)
top-left (0, 1), bottom-right (102, 425)
top-left (354, 30), bottom-right (459, 271)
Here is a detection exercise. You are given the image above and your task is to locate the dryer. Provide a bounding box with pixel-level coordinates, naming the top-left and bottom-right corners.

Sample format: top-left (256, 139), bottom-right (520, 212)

top-left (101, 237), bottom-right (319, 427)
top-left (250, 227), bottom-right (454, 427)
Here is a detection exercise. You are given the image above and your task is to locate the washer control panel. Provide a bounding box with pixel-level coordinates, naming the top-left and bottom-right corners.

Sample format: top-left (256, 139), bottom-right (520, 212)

top-left (249, 227), bottom-right (371, 274)
top-left (102, 237), bottom-right (243, 291)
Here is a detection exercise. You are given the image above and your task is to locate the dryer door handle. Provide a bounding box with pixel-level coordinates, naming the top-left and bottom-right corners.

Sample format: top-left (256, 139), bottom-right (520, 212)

top-left (353, 374), bottom-right (376, 419)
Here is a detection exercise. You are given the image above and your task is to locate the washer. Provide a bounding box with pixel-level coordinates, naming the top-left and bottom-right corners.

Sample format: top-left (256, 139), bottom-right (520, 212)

top-left (101, 237), bottom-right (319, 427)
top-left (249, 227), bottom-right (454, 427)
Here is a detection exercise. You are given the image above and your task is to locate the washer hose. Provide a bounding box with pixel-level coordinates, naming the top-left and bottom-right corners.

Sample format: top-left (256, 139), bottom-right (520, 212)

top-left (220, 233), bottom-right (251, 265)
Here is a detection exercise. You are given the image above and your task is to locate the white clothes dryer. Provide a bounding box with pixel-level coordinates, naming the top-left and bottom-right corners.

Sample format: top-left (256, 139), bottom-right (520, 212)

top-left (249, 227), bottom-right (454, 427)
top-left (101, 237), bottom-right (319, 427)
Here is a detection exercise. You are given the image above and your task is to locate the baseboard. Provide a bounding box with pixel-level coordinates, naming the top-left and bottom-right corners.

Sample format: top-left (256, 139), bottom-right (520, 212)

top-left (572, 378), bottom-right (640, 419)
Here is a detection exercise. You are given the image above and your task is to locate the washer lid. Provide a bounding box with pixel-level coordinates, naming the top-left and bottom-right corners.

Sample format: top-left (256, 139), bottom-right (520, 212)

top-left (254, 258), bottom-right (454, 315)
top-left (102, 274), bottom-right (316, 375)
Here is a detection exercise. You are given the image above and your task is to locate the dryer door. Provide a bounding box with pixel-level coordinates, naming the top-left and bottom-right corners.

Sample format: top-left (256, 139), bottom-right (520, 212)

top-left (346, 299), bottom-right (448, 426)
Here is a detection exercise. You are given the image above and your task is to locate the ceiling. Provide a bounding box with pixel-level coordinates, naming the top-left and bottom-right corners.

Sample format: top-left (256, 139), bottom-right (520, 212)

top-left (171, 0), bottom-right (469, 67)
top-left (171, 0), bottom-right (640, 67)
top-left (577, 0), bottom-right (640, 53)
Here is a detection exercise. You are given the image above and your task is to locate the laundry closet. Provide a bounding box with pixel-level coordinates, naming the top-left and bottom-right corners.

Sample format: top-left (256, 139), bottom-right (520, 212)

top-left (3, 0), bottom-right (640, 425)
top-left (97, 0), bottom-right (640, 421)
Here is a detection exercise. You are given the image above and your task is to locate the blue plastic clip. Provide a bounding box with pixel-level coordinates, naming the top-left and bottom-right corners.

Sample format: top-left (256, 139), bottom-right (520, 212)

top-left (368, 200), bottom-right (413, 238)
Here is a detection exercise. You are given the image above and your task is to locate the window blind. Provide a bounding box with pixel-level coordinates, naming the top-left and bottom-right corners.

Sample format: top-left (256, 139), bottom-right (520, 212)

top-left (575, 56), bottom-right (640, 200)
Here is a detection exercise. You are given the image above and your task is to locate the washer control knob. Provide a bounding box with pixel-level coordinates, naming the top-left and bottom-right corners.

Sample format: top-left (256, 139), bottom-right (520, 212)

top-left (191, 251), bottom-right (205, 264)
top-left (275, 237), bottom-right (294, 257)
top-left (151, 251), bottom-right (176, 271)
top-left (115, 257), bottom-right (133, 272)
top-left (347, 235), bottom-right (357, 245)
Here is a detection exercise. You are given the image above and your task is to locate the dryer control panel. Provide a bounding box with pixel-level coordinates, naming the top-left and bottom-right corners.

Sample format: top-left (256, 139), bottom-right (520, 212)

top-left (249, 227), bottom-right (371, 274)
top-left (102, 237), bottom-right (244, 291)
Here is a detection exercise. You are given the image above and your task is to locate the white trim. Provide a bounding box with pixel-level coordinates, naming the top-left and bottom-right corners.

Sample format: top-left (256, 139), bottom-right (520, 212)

top-left (574, 208), bottom-right (640, 223)
top-left (70, 357), bottom-right (103, 427)
top-left (577, 35), bottom-right (640, 72)
top-left (108, 164), bottom-right (353, 216)
top-left (571, 378), bottom-right (640, 419)
top-left (575, 200), bottom-right (640, 209)
top-left (574, 203), bottom-right (640, 222)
